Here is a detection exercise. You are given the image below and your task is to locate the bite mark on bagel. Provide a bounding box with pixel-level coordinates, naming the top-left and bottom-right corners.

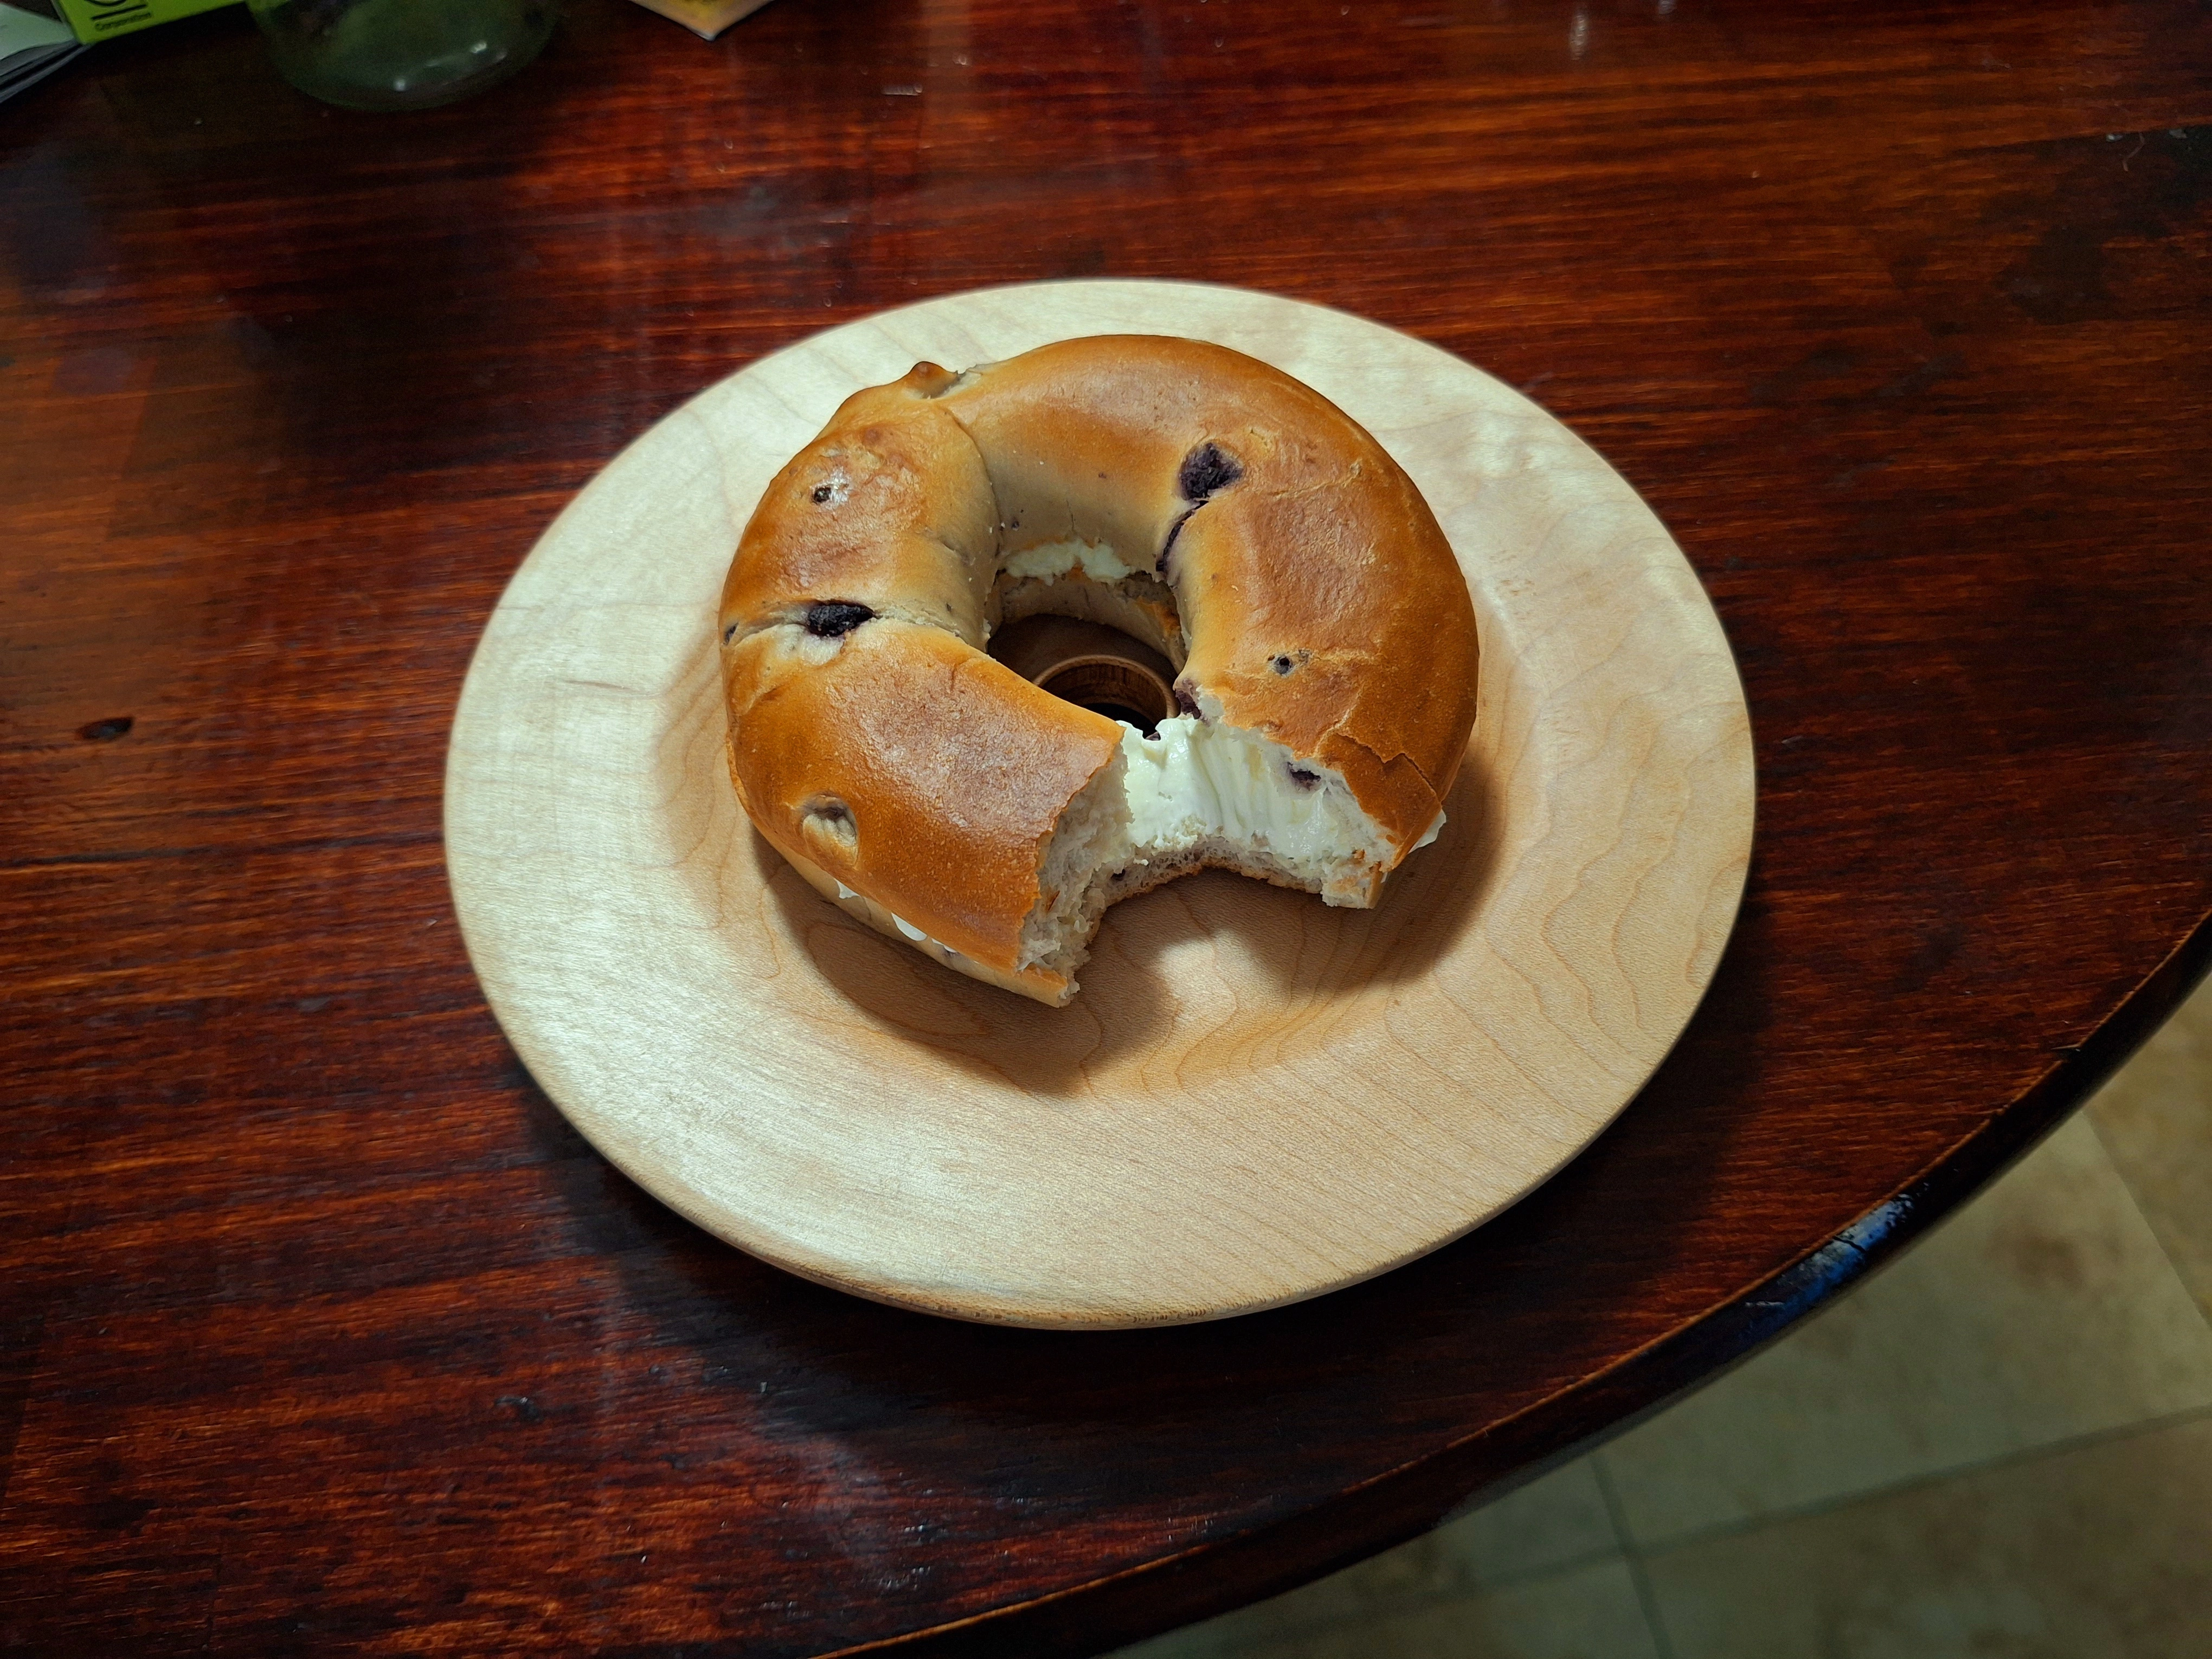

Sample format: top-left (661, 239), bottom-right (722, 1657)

top-left (721, 336), bottom-right (1481, 1006)
top-left (1012, 717), bottom-right (1405, 988)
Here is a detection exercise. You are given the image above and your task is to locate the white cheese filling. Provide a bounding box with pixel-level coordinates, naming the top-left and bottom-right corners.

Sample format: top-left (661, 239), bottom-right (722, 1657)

top-left (1016, 713), bottom-right (1429, 979)
top-left (1115, 717), bottom-right (1405, 877)
top-left (1002, 538), bottom-right (1141, 583)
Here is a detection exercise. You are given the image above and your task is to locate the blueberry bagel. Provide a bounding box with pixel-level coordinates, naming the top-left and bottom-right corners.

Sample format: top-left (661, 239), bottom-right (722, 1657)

top-left (718, 335), bottom-right (1480, 1006)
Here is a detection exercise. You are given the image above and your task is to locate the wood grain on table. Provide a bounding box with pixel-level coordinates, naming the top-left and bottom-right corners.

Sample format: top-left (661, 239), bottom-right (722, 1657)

top-left (3, 1), bottom-right (2209, 1655)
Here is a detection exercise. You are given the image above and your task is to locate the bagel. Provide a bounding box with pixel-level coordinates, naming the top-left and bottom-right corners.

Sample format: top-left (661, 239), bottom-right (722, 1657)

top-left (717, 335), bottom-right (1480, 1006)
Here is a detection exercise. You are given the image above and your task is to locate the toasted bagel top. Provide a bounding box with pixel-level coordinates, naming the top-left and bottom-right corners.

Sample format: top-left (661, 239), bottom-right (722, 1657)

top-left (718, 336), bottom-right (1480, 995)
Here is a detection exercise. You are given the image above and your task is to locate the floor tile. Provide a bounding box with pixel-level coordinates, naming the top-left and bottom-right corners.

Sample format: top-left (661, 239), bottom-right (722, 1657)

top-left (1594, 1113), bottom-right (2212, 1546)
top-left (1103, 1527), bottom-right (1443, 1652)
top-left (1434, 1457), bottom-right (1619, 1588)
top-left (1111, 1615), bottom-right (1240, 1659)
top-left (1102, 1533), bottom-right (1431, 1654)
top-left (1268, 1558), bottom-right (1660, 1659)
top-left (1642, 1413), bottom-right (2212, 1659)
top-left (1113, 1556), bottom-right (1660, 1659)
top-left (1111, 1457), bottom-right (1628, 1659)
top-left (1113, 996), bottom-right (2212, 1659)
top-left (2089, 972), bottom-right (2212, 1324)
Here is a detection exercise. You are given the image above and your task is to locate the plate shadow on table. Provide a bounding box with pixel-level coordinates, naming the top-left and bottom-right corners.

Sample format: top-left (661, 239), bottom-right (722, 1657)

top-left (511, 675), bottom-right (1765, 1567)
top-left (742, 740), bottom-right (1506, 1099)
top-left (502, 877), bottom-right (1765, 1463)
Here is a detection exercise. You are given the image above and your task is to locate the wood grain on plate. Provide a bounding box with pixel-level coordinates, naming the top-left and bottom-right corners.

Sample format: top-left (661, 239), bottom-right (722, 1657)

top-left (445, 281), bottom-right (1754, 1327)
top-left (3, 0), bottom-right (2209, 1652)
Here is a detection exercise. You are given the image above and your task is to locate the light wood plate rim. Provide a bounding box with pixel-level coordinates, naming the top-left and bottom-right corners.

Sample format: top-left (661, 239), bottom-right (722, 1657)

top-left (444, 279), bottom-right (1756, 1329)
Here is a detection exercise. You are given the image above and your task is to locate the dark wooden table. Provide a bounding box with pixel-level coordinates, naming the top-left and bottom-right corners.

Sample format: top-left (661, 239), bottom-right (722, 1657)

top-left (4, 1), bottom-right (2209, 1652)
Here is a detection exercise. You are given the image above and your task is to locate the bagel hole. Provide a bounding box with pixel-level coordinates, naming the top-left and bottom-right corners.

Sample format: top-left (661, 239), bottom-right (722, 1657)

top-left (1036, 660), bottom-right (1172, 735)
top-left (988, 615), bottom-right (1175, 737)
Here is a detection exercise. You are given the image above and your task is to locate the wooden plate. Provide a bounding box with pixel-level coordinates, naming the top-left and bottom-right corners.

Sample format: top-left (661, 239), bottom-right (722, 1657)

top-left (443, 281), bottom-right (1755, 1329)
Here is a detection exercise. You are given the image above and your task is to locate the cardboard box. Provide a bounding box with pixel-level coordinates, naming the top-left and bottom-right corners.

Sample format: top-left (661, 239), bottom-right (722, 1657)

top-left (53, 0), bottom-right (239, 43)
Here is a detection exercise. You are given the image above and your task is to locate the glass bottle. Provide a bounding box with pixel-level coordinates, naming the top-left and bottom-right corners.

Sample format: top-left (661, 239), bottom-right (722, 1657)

top-left (249, 0), bottom-right (557, 112)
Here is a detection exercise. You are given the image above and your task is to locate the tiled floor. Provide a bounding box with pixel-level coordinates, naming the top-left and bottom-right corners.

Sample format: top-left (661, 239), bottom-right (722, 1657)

top-left (1115, 974), bottom-right (2212, 1659)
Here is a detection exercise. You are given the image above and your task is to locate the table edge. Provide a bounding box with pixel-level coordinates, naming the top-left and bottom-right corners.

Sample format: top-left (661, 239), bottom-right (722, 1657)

top-left (832, 901), bottom-right (2212, 1659)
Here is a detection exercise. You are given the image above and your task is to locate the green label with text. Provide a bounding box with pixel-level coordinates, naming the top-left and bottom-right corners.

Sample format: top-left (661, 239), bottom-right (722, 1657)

top-left (54, 0), bottom-right (241, 43)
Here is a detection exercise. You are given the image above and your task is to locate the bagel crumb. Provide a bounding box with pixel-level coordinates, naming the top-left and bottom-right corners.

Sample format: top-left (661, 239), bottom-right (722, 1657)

top-left (1015, 718), bottom-right (1407, 985)
top-left (805, 601), bottom-right (875, 638)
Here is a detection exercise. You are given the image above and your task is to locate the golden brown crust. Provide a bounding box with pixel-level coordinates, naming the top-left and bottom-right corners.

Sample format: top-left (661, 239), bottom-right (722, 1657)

top-left (936, 336), bottom-right (1478, 851)
top-left (1173, 474), bottom-right (1476, 851)
top-left (776, 843), bottom-right (1081, 1006)
top-left (718, 364), bottom-right (998, 648)
top-left (718, 335), bottom-right (1481, 996)
top-left (723, 619), bottom-right (1123, 972)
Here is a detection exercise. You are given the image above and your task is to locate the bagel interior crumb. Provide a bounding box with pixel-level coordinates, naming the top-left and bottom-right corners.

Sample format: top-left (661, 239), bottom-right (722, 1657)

top-left (1013, 713), bottom-right (1403, 983)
